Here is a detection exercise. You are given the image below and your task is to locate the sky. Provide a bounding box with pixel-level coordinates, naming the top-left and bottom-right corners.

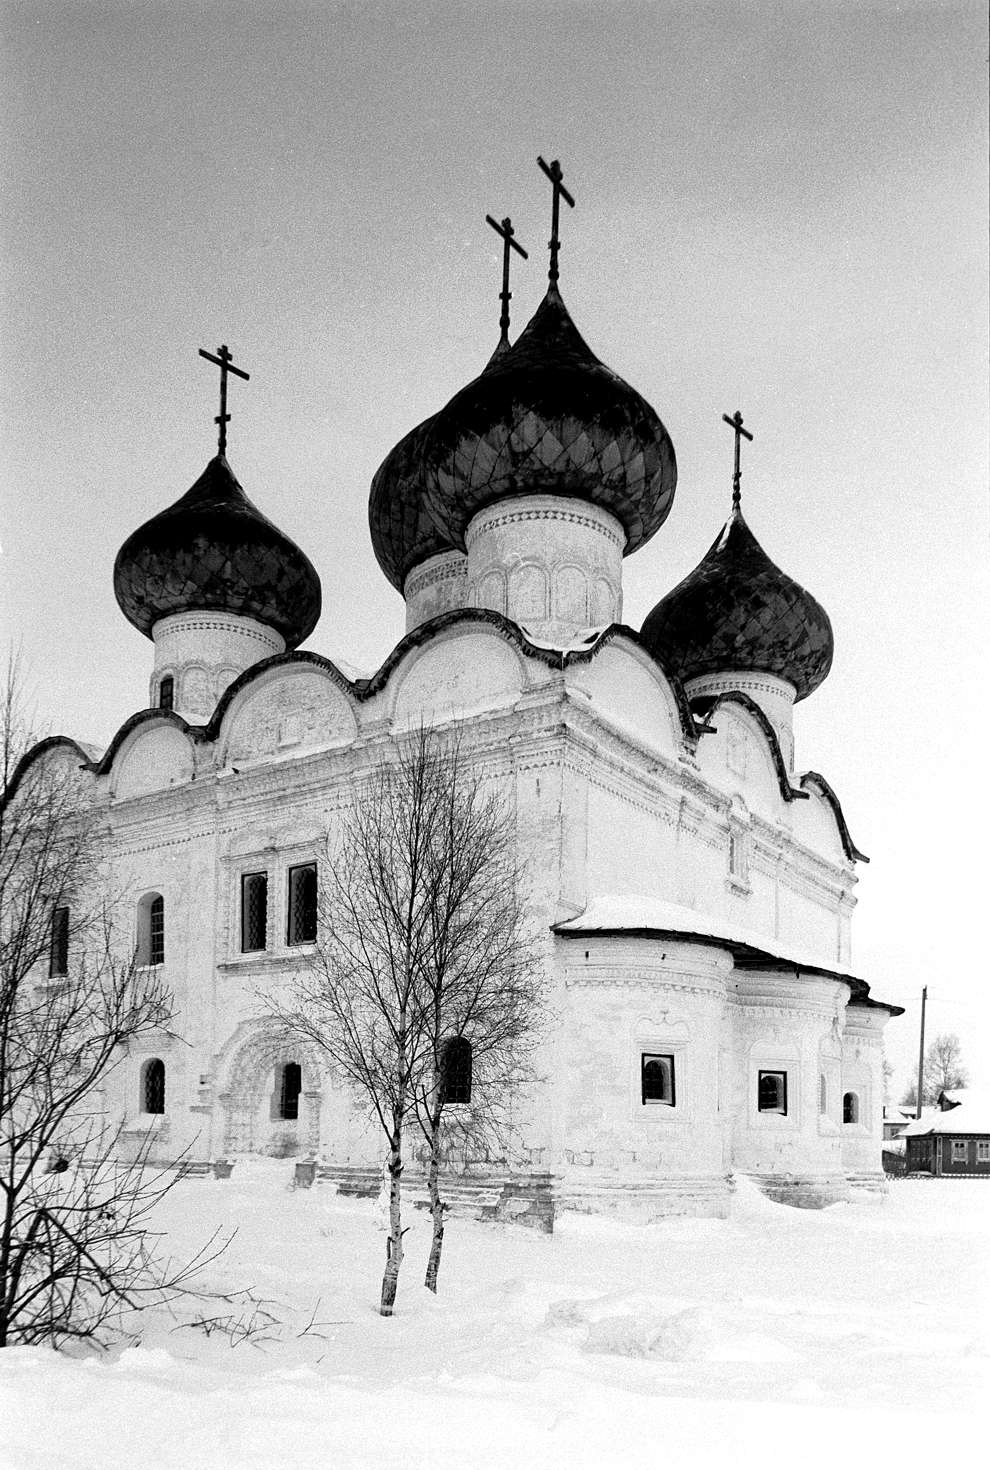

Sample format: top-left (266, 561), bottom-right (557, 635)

top-left (1, 0), bottom-right (987, 1095)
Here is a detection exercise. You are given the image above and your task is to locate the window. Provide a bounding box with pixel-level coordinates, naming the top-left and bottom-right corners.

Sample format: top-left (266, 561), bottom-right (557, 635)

top-left (641, 1053), bottom-right (676, 1107)
top-left (277, 1062), bottom-right (302, 1121)
top-left (977, 1141), bottom-right (990, 1162)
top-left (728, 830), bottom-right (748, 881)
top-left (440, 1037), bottom-right (472, 1105)
top-left (241, 871), bottom-right (268, 952)
top-left (819, 1074), bottom-right (828, 1115)
top-left (142, 1058), bottom-right (165, 1115)
top-left (951, 1140), bottom-right (967, 1163)
top-left (159, 676), bottom-right (174, 711)
top-left (758, 1070), bottom-right (787, 1114)
top-left (843, 1091), bottom-right (859, 1124)
top-left (137, 892), bottom-right (165, 966)
top-left (49, 906), bottom-right (69, 977)
top-left (286, 863), bottom-right (317, 945)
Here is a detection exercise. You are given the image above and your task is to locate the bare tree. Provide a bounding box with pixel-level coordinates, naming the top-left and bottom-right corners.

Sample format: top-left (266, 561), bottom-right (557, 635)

top-left (271, 725), bottom-right (544, 1314)
top-left (0, 654), bottom-right (219, 1346)
top-left (924, 1033), bottom-right (968, 1098)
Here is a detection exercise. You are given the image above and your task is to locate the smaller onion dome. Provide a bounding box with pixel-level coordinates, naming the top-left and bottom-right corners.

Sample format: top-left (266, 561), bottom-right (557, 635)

top-left (419, 285), bottom-right (677, 553)
top-left (641, 500), bottom-right (833, 701)
top-left (114, 455), bottom-right (321, 648)
top-left (368, 415), bottom-right (458, 592)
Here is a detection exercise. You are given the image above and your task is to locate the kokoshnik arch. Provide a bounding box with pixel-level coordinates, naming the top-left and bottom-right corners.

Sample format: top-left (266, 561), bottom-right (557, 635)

top-left (11, 160), bottom-right (901, 1221)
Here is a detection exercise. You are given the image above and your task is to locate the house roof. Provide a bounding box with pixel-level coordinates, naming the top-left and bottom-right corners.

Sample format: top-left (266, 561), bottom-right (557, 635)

top-left (901, 1093), bottom-right (990, 1137)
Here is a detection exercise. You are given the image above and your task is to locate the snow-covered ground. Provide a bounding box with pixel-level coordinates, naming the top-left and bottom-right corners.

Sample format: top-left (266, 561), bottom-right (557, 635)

top-left (2, 1165), bottom-right (987, 1469)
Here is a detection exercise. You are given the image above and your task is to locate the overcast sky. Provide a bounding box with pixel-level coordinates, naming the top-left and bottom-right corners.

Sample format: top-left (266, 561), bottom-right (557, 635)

top-left (2, 0), bottom-right (987, 1095)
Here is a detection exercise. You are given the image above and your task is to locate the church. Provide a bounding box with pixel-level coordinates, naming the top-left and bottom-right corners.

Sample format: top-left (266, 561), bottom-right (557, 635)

top-left (21, 162), bottom-right (901, 1222)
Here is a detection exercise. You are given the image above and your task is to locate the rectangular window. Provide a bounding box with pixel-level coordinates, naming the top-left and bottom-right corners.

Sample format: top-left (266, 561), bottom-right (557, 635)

top-left (977, 1141), bottom-right (990, 1162)
top-left (951, 1140), bottom-right (968, 1163)
top-left (49, 905), bottom-right (69, 977)
top-left (286, 863), bottom-right (318, 945)
top-left (241, 871), bottom-right (268, 952)
top-left (758, 1070), bottom-right (788, 1115)
top-left (641, 1053), bottom-right (676, 1107)
top-left (149, 896), bottom-right (165, 966)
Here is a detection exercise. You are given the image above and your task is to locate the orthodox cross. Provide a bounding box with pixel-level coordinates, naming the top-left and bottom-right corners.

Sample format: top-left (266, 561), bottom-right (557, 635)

top-left (537, 156), bottom-right (575, 286)
top-left (198, 343), bottom-right (250, 456)
top-left (485, 214), bottom-right (528, 344)
top-left (722, 409), bottom-right (753, 508)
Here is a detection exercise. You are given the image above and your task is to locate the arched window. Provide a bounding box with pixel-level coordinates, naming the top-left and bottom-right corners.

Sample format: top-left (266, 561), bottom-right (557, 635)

top-left (843, 1091), bottom-right (859, 1124)
top-left (142, 1058), bottom-right (165, 1114)
top-left (641, 1053), bottom-right (676, 1106)
top-left (277, 1062), bottom-right (302, 1121)
top-left (819, 1074), bottom-right (828, 1115)
top-left (440, 1037), bottom-right (472, 1105)
top-left (159, 676), bottom-right (174, 711)
top-left (137, 892), bottom-right (165, 966)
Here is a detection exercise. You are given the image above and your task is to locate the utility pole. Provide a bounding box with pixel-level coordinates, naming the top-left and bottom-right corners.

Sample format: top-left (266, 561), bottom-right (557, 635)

top-left (915, 985), bottom-right (928, 1116)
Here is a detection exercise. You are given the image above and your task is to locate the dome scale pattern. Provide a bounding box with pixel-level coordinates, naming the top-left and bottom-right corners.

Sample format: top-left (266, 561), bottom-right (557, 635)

top-left (419, 286), bottom-right (677, 553)
top-left (114, 455), bottom-right (321, 648)
top-left (641, 502), bottom-right (833, 702)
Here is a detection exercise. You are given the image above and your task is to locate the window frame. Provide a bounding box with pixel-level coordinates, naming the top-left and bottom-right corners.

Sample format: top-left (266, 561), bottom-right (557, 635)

top-left (842, 1090), bottom-right (860, 1125)
top-left (49, 905), bottom-right (69, 978)
top-left (276, 1061), bottom-right (302, 1121)
top-left (240, 870), bottom-right (269, 953)
top-left (641, 1052), bottom-right (676, 1108)
top-left (951, 1139), bottom-right (968, 1163)
top-left (158, 675), bottom-right (175, 712)
top-left (977, 1140), bottom-right (990, 1162)
top-left (440, 1036), bottom-right (472, 1106)
top-left (286, 862), bottom-right (318, 946)
top-left (757, 1069), bottom-right (788, 1115)
top-left (142, 1058), bottom-right (166, 1116)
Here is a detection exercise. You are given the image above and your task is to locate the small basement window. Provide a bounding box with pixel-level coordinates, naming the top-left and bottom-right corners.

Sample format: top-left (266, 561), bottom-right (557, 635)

top-left (241, 871), bottom-right (268, 952)
top-left (286, 863), bottom-right (318, 945)
top-left (641, 1053), bottom-right (676, 1107)
top-left (758, 1070), bottom-right (787, 1115)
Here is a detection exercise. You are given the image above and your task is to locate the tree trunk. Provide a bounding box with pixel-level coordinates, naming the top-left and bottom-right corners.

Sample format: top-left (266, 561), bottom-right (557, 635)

top-left (424, 1131), bottom-right (445, 1293)
top-left (379, 1138), bottom-right (404, 1316)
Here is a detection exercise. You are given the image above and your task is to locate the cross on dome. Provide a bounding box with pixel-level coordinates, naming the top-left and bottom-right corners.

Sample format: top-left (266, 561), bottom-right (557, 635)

top-left (485, 214), bottom-right (528, 345)
top-left (722, 409), bottom-right (753, 508)
top-left (199, 343), bottom-right (250, 456)
top-left (537, 156), bottom-right (575, 286)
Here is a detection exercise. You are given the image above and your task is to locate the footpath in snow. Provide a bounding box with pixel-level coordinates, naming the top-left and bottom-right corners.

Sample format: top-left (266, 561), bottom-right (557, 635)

top-left (1, 1164), bottom-right (987, 1469)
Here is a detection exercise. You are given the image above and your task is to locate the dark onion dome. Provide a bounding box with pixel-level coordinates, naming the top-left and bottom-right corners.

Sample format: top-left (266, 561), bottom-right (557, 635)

top-left (640, 501), bottom-right (833, 701)
top-left (368, 414), bottom-right (458, 591)
top-left (114, 455), bottom-right (321, 648)
top-left (418, 285), bottom-right (677, 553)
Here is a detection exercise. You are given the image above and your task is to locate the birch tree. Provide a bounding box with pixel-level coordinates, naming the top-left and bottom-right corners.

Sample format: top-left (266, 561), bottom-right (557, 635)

top-left (273, 725), bottom-right (544, 1315)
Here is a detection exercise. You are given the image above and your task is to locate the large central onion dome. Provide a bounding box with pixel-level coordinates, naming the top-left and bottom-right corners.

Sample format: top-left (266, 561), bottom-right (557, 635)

top-left (114, 454), bottom-right (321, 647)
top-left (417, 285), bottom-right (677, 552)
top-left (641, 499), bottom-right (833, 701)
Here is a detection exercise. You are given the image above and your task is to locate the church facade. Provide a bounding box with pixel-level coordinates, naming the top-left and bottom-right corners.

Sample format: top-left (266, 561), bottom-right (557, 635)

top-left (18, 174), bottom-right (900, 1221)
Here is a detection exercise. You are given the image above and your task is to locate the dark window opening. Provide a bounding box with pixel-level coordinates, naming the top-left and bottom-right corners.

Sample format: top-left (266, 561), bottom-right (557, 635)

top-left (642, 1053), bottom-right (676, 1106)
top-left (241, 871), bottom-right (268, 952)
top-left (159, 676), bottom-right (174, 712)
top-left (843, 1091), bottom-right (859, 1124)
top-left (286, 863), bottom-right (318, 945)
top-left (143, 1058), bottom-right (165, 1114)
top-left (440, 1037), bottom-right (472, 1105)
top-left (758, 1070), bottom-right (788, 1115)
top-left (278, 1062), bottom-right (302, 1120)
top-left (149, 895), bottom-right (165, 966)
top-left (49, 905), bottom-right (69, 977)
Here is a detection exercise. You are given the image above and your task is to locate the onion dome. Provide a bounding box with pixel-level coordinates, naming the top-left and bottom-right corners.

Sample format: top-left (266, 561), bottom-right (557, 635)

top-left (419, 285), bottom-right (677, 553)
top-left (368, 415), bottom-right (458, 591)
top-left (114, 455), bottom-right (321, 647)
top-left (641, 500), bottom-right (833, 701)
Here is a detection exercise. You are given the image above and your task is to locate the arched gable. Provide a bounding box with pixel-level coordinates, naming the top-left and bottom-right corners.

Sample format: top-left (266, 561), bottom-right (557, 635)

top-left (696, 697), bottom-right (795, 820)
top-left (389, 624), bottom-right (528, 729)
top-left (111, 720), bottom-right (195, 799)
top-left (218, 662), bottom-right (358, 765)
top-left (799, 773), bottom-right (868, 864)
top-left (3, 736), bottom-right (100, 812)
top-left (567, 636), bottom-right (683, 757)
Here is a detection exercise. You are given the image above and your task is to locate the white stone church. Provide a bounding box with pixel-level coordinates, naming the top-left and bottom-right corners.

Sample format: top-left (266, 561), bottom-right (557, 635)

top-left (20, 180), bottom-right (901, 1222)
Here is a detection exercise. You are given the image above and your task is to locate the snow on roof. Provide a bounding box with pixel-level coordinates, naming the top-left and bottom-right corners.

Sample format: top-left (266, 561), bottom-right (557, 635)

top-left (554, 895), bottom-right (863, 983)
top-left (901, 1092), bottom-right (990, 1136)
